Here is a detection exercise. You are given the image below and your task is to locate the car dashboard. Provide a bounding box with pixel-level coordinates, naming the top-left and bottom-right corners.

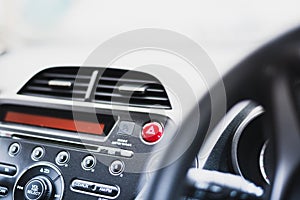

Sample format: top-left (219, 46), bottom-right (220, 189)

top-left (0, 63), bottom-right (271, 200)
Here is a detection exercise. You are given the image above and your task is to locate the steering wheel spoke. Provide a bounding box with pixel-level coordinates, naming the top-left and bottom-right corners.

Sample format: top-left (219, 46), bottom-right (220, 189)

top-left (267, 69), bottom-right (300, 200)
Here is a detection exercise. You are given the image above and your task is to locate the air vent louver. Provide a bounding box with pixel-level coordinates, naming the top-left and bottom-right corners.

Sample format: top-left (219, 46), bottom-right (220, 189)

top-left (19, 67), bottom-right (171, 109)
top-left (18, 67), bottom-right (91, 101)
top-left (93, 69), bottom-right (171, 109)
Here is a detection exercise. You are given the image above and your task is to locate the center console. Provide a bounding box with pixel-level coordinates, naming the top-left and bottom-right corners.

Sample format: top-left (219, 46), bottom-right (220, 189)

top-left (0, 102), bottom-right (168, 200)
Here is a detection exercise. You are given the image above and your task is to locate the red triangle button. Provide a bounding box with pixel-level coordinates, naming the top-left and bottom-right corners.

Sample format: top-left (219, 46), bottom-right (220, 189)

top-left (142, 122), bottom-right (164, 143)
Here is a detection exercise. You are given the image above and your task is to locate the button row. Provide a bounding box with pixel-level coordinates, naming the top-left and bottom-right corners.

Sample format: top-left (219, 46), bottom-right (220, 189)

top-left (7, 142), bottom-right (126, 174)
top-left (99, 146), bottom-right (134, 158)
top-left (8, 142), bottom-right (132, 161)
top-left (71, 179), bottom-right (120, 199)
top-left (81, 155), bottom-right (125, 176)
top-left (119, 120), bottom-right (165, 144)
top-left (8, 143), bottom-right (71, 167)
top-left (31, 147), bottom-right (70, 167)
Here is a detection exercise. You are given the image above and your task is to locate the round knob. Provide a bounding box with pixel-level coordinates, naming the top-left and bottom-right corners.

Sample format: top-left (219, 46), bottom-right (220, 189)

top-left (109, 160), bottom-right (125, 176)
top-left (24, 176), bottom-right (53, 200)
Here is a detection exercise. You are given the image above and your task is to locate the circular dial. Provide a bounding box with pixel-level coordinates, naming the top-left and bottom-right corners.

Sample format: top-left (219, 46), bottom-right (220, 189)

top-left (24, 176), bottom-right (53, 200)
top-left (231, 106), bottom-right (272, 185)
top-left (14, 162), bottom-right (64, 200)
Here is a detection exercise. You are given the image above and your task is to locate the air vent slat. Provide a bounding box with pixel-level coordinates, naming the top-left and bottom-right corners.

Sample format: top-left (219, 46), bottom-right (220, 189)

top-left (95, 84), bottom-right (165, 93)
top-left (32, 79), bottom-right (89, 87)
top-left (20, 93), bottom-right (84, 101)
top-left (94, 92), bottom-right (169, 101)
top-left (92, 102), bottom-right (170, 109)
top-left (99, 77), bottom-right (158, 84)
top-left (92, 98), bottom-right (170, 108)
top-left (146, 88), bottom-right (165, 93)
top-left (42, 73), bottom-right (90, 80)
top-left (25, 86), bottom-right (86, 95)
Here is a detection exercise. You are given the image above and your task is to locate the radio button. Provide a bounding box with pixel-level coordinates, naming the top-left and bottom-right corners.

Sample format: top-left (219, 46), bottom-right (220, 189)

top-left (71, 180), bottom-right (94, 193)
top-left (8, 143), bottom-right (21, 157)
top-left (118, 121), bottom-right (135, 135)
top-left (120, 149), bottom-right (134, 158)
top-left (93, 184), bottom-right (119, 198)
top-left (99, 147), bottom-right (133, 158)
top-left (55, 151), bottom-right (70, 166)
top-left (109, 160), bottom-right (124, 176)
top-left (31, 147), bottom-right (45, 161)
top-left (0, 163), bottom-right (17, 176)
top-left (0, 186), bottom-right (8, 197)
top-left (81, 155), bottom-right (96, 170)
top-left (71, 179), bottom-right (120, 199)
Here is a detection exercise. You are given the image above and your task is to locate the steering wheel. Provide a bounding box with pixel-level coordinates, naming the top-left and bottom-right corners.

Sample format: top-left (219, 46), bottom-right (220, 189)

top-left (143, 27), bottom-right (300, 200)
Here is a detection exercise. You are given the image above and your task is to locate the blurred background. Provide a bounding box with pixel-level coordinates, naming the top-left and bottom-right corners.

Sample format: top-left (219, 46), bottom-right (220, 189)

top-left (0, 0), bottom-right (300, 74)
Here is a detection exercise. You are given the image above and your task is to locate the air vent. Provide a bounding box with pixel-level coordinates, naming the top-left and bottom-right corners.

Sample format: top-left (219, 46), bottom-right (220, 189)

top-left (18, 67), bottom-right (92, 101)
top-left (18, 67), bottom-right (171, 109)
top-left (93, 69), bottom-right (171, 109)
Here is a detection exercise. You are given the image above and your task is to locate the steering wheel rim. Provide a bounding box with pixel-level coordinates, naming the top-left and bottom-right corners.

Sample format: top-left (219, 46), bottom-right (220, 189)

top-left (143, 27), bottom-right (300, 200)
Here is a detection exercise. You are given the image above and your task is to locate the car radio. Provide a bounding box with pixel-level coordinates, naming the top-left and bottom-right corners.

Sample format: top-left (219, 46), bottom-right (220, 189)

top-left (0, 102), bottom-right (168, 200)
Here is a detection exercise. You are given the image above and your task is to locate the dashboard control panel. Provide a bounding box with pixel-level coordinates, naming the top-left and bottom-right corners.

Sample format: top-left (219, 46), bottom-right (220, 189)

top-left (0, 138), bottom-right (143, 200)
top-left (0, 103), bottom-right (169, 199)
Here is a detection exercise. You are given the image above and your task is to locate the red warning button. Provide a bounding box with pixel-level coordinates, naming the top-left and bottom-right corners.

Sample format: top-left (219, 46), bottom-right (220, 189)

top-left (142, 122), bottom-right (164, 143)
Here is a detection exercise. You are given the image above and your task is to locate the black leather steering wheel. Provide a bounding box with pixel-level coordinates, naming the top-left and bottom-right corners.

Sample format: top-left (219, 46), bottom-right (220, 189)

top-left (144, 27), bottom-right (300, 200)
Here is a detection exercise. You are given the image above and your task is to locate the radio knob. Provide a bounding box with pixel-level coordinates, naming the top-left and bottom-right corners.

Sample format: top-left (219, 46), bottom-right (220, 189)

top-left (24, 176), bottom-right (53, 200)
top-left (81, 155), bottom-right (96, 170)
top-left (109, 160), bottom-right (125, 176)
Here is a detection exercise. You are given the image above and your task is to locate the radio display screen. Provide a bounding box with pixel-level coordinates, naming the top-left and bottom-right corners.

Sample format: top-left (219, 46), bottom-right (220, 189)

top-left (0, 105), bottom-right (115, 137)
top-left (4, 111), bottom-right (105, 135)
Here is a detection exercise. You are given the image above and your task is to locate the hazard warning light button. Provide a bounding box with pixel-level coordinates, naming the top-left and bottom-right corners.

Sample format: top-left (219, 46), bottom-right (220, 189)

top-left (141, 122), bottom-right (164, 143)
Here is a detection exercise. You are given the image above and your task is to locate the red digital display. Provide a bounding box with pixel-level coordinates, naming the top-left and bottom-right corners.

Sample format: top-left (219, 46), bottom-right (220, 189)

top-left (4, 111), bottom-right (105, 135)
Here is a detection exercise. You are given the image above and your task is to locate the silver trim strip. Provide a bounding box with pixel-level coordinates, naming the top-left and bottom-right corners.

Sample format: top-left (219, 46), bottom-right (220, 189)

top-left (48, 80), bottom-right (72, 87)
top-left (259, 140), bottom-right (270, 185)
top-left (84, 70), bottom-right (99, 100)
top-left (2, 130), bottom-right (100, 152)
top-left (231, 105), bottom-right (264, 179)
top-left (118, 84), bottom-right (147, 93)
top-left (197, 101), bottom-right (252, 168)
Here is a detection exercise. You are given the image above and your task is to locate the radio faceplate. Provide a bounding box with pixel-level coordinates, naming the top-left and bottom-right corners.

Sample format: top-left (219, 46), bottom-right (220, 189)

top-left (0, 138), bottom-right (143, 199)
top-left (0, 102), bottom-right (169, 199)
